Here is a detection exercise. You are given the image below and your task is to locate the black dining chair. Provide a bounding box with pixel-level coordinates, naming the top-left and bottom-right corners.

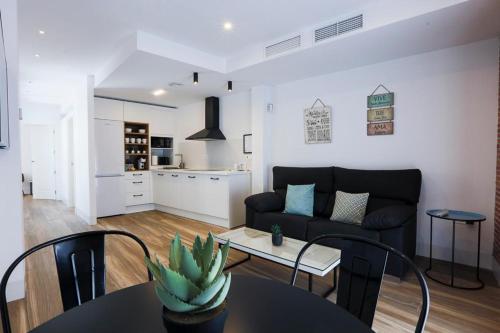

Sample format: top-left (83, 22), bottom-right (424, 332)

top-left (0, 230), bottom-right (153, 333)
top-left (290, 234), bottom-right (429, 333)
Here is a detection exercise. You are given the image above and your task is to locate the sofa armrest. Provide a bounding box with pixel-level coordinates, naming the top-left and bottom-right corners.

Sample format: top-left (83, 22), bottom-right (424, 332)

top-left (245, 192), bottom-right (284, 213)
top-left (362, 205), bottom-right (416, 230)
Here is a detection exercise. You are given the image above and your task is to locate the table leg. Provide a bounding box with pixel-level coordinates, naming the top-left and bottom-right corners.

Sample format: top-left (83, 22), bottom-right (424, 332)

top-left (477, 221), bottom-right (481, 281)
top-left (429, 216), bottom-right (433, 270)
top-left (308, 273), bottom-right (313, 292)
top-left (451, 220), bottom-right (456, 287)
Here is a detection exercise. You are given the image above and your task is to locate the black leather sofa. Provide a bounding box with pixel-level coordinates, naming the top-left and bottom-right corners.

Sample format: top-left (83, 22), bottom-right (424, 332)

top-left (245, 166), bottom-right (422, 278)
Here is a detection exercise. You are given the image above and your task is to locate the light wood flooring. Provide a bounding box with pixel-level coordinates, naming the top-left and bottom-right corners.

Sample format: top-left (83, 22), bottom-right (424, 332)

top-left (3, 197), bottom-right (500, 332)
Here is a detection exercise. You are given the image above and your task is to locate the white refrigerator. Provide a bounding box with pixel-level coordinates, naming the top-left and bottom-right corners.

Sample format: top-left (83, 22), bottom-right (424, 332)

top-left (95, 119), bottom-right (126, 217)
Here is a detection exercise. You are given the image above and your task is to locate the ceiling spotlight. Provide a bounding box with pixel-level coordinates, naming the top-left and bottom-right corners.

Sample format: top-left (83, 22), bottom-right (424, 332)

top-left (227, 81), bottom-right (232, 92)
top-left (223, 22), bottom-right (233, 31)
top-left (39, 30), bottom-right (45, 35)
top-left (193, 72), bottom-right (199, 85)
top-left (152, 89), bottom-right (167, 96)
top-left (34, 53), bottom-right (40, 58)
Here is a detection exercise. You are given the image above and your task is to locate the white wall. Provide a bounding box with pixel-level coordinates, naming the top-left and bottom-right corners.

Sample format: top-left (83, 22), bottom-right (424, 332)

top-left (175, 92), bottom-right (252, 169)
top-left (0, 0), bottom-right (25, 300)
top-left (269, 39), bottom-right (499, 269)
top-left (74, 76), bottom-right (96, 224)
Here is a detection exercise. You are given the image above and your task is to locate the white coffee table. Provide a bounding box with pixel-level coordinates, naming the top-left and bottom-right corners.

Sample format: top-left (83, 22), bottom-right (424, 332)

top-left (214, 227), bottom-right (341, 297)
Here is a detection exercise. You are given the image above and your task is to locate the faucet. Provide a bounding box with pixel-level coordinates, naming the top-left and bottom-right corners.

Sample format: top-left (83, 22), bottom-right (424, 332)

top-left (175, 153), bottom-right (185, 169)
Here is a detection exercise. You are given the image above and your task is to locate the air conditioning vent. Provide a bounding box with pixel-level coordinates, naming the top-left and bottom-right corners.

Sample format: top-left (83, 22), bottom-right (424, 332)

top-left (315, 14), bottom-right (363, 43)
top-left (265, 35), bottom-right (301, 57)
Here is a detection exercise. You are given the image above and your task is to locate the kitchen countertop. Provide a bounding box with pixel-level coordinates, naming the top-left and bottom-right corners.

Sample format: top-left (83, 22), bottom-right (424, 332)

top-left (153, 169), bottom-right (251, 176)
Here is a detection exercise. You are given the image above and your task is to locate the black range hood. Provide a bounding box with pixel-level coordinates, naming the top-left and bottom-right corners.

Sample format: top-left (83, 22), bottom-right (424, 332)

top-left (186, 96), bottom-right (226, 141)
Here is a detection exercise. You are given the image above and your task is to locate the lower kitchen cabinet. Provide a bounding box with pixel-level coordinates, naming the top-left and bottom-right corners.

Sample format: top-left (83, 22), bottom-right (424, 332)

top-left (125, 171), bottom-right (152, 207)
top-left (152, 171), bottom-right (250, 228)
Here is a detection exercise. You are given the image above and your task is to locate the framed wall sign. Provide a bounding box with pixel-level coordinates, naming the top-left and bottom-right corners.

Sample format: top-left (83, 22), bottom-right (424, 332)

top-left (304, 98), bottom-right (332, 144)
top-left (366, 84), bottom-right (395, 136)
top-left (243, 134), bottom-right (252, 154)
top-left (0, 11), bottom-right (9, 149)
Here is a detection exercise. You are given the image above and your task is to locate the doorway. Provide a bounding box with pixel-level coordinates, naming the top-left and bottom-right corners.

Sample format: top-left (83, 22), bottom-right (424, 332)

top-left (28, 125), bottom-right (57, 199)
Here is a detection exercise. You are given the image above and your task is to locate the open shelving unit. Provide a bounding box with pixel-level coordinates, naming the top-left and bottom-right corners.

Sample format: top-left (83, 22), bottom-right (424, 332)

top-left (124, 122), bottom-right (149, 171)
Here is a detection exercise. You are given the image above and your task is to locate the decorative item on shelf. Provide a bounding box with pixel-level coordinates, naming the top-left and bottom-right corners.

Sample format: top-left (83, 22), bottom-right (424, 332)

top-left (243, 134), bottom-right (252, 154)
top-left (142, 138), bottom-right (147, 144)
top-left (139, 129), bottom-right (146, 134)
top-left (125, 150), bottom-right (129, 154)
top-left (131, 149), bottom-right (136, 154)
top-left (130, 137), bottom-right (136, 144)
top-left (125, 137), bottom-right (130, 144)
top-left (125, 128), bottom-right (132, 133)
top-left (145, 233), bottom-right (231, 333)
top-left (271, 224), bottom-right (283, 246)
top-left (367, 84), bottom-right (395, 136)
top-left (142, 150), bottom-right (147, 154)
top-left (304, 98), bottom-right (332, 144)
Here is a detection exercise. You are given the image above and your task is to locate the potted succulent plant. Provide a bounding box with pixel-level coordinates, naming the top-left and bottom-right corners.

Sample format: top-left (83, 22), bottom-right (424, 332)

top-left (145, 233), bottom-right (231, 333)
top-left (271, 224), bottom-right (283, 246)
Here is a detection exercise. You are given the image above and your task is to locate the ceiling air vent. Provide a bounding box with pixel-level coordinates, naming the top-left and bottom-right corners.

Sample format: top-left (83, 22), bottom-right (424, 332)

top-left (315, 14), bottom-right (363, 43)
top-left (265, 35), bottom-right (301, 58)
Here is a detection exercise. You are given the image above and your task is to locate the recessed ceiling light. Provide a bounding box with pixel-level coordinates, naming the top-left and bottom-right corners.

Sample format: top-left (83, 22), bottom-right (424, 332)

top-left (34, 53), bottom-right (40, 58)
top-left (152, 89), bottom-right (167, 96)
top-left (39, 30), bottom-right (45, 35)
top-left (223, 22), bottom-right (233, 31)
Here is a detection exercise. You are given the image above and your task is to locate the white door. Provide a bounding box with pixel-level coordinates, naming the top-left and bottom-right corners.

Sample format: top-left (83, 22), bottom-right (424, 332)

top-left (95, 119), bottom-right (124, 176)
top-left (30, 125), bottom-right (56, 199)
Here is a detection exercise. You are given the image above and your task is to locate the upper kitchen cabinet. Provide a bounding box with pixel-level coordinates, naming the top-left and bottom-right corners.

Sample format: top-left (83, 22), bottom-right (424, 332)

top-left (94, 97), bottom-right (124, 121)
top-left (123, 102), bottom-right (176, 136)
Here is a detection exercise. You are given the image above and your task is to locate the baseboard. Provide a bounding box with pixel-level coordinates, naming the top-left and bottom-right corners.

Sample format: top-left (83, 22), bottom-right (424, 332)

top-left (6, 278), bottom-right (25, 302)
top-left (75, 208), bottom-right (97, 225)
top-left (126, 204), bottom-right (155, 214)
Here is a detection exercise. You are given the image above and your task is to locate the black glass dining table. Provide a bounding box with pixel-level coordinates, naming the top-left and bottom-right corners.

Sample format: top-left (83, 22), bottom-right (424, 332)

top-left (28, 274), bottom-right (373, 333)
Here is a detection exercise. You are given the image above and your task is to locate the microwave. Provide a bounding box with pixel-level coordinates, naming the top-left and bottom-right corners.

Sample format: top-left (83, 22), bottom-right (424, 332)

top-left (151, 136), bottom-right (173, 149)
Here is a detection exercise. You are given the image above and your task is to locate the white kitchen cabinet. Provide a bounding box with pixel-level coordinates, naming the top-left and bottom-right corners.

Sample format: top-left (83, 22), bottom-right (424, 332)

top-left (125, 172), bottom-right (152, 206)
top-left (123, 102), bottom-right (176, 136)
top-left (94, 97), bottom-right (124, 121)
top-left (152, 171), bottom-right (251, 228)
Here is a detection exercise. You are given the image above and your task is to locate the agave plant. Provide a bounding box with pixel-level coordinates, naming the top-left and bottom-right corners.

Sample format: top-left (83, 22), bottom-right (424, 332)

top-left (145, 233), bottom-right (231, 313)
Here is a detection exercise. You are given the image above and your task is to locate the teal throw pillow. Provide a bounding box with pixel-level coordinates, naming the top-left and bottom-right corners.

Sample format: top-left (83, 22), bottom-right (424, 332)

top-left (283, 184), bottom-right (315, 217)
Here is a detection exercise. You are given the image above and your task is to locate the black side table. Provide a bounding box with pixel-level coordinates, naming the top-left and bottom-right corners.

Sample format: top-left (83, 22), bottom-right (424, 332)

top-left (425, 209), bottom-right (486, 290)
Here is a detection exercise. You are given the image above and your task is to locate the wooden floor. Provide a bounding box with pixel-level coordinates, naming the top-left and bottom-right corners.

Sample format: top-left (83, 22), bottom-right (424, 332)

top-left (3, 197), bottom-right (500, 332)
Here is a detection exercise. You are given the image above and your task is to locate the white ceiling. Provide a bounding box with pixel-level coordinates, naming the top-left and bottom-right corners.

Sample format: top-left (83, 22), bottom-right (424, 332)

top-left (18, 0), bottom-right (500, 109)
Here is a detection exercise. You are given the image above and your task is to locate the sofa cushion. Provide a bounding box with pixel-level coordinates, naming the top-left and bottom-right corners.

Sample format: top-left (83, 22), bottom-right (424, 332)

top-left (283, 184), bottom-right (315, 217)
top-left (362, 205), bottom-right (416, 230)
top-left (253, 212), bottom-right (312, 240)
top-left (334, 167), bottom-right (422, 205)
top-left (273, 166), bottom-right (334, 216)
top-left (307, 218), bottom-right (380, 249)
top-left (330, 191), bottom-right (369, 225)
top-left (366, 198), bottom-right (406, 214)
top-left (245, 192), bottom-right (284, 213)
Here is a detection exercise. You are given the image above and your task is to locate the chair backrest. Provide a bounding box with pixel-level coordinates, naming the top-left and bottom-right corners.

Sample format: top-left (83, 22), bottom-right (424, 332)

top-left (0, 230), bottom-right (153, 333)
top-left (290, 234), bottom-right (429, 333)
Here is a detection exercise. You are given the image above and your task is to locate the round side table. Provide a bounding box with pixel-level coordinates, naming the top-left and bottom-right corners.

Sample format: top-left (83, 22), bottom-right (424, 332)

top-left (425, 209), bottom-right (485, 290)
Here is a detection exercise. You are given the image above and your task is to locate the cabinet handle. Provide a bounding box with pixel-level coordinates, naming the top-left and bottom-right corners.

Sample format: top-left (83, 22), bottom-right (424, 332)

top-left (157, 173), bottom-right (164, 176)
top-left (188, 176), bottom-right (196, 179)
top-left (210, 177), bottom-right (219, 181)
top-left (133, 173), bottom-right (143, 176)
top-left (171, 174), bottom-right (179, 178)
top-left (133, 194), bottom-right (144, 197)
top-left (133, 181), bottom-right (143, 184)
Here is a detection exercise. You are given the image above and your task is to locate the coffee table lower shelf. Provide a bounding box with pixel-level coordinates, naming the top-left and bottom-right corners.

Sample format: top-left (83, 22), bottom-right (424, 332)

top-left (219, 246), bottom-right (338, 298)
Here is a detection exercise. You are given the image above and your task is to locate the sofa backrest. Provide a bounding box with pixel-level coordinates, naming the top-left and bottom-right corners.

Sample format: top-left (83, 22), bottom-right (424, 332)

top-left (272, 166), bottom-right (422, 216)
top-left (273, 166), bottom-right (334, 216)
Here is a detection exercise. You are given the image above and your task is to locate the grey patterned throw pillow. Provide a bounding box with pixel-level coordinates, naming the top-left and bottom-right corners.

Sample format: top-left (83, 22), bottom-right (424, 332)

top-left (330, 191), bottom-right (369, 225)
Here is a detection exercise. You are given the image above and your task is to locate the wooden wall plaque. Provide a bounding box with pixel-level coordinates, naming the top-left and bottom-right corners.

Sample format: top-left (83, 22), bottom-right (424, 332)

top-left (367, 107), bottom-right (394, 122)
top-left (367, 122), bottom-right (394, 136)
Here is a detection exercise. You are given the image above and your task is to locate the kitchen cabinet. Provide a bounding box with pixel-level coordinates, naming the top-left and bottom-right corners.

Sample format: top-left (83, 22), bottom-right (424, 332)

top-left (94, 97), bottom-right (124, 121)
top-left (152, 170), bottom-right (250, 228)
top-left (123, 102), bottom-right (176, 136)
top-left (125, 172), bottom-right (152, 206)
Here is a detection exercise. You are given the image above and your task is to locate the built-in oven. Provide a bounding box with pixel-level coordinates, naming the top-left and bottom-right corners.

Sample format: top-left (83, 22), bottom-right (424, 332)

top-left (151, 136), bottom-right (174, 166)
